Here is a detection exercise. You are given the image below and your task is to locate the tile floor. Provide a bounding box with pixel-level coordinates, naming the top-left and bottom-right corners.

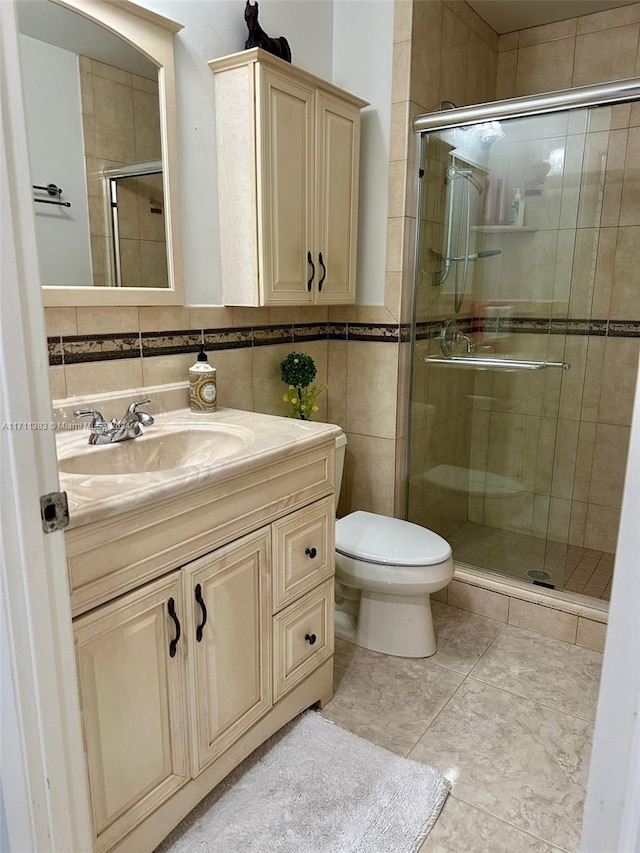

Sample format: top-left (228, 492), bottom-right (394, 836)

top-left (320, 600), bottom-right (603, 853)
top-left (448, 522), bottom-right (613, 600)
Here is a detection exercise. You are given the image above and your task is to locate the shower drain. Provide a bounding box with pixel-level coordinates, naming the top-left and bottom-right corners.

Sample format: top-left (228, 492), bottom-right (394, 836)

top-left (526, 569), bottom-right (553, 581)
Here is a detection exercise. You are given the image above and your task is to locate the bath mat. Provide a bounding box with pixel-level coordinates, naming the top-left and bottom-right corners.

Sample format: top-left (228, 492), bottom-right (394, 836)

top-left (157, 711), bottom-right (450, 853)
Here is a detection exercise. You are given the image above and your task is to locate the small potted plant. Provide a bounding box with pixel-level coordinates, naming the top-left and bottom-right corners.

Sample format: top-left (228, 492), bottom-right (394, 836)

top-left (280, 352), bottom-right (328, 420)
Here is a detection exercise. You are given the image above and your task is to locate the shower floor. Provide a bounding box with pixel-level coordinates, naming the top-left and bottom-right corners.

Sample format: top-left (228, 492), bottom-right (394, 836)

top-left (448, 522), bottom-right (613, 601)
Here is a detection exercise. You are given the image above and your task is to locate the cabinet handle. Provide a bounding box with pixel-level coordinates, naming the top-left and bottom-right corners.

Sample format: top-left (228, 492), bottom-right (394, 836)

top-left (167, 597), bottom-right (181, 658)
top-left (194, 583), bottom-right (208, 642)
top-left (305, 633), bottom-right (317, 645)
top-left (305, 547), bottom-right (317, 559)
top-left (318, 252), bottom-right (326, 292)
top-left (307, 251), bottom-right (315, 292)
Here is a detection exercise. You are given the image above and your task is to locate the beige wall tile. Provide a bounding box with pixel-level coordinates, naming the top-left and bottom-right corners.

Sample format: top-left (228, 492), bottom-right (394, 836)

top-left (448, 580), bottom-right (509, 622)
top-left (551, 418), bottom-right (579, 499)
top-left (559, 336), bottom-right (588, 420)
top-left (590, 423), bottom-right (630, 508)
top-left (357, 305), bottom-right (398, 324)
top-left (592, 227), bottom-right (617, 317)
top-left (611, 225), bottom-right (640, 317)
top-left (345, 341), bottom-right (398, 438)
top-left (581, 337), bottom-right (605, 422)
top-left (394, 0), bottom-right (413, 43)
top-left (48, 366), bottom-right (67, 401)
top-left (385, 217), bottom-right (404, 273)
top-left (387, 159), bottom-right (407, 219)
top-left (508, 598), bottom-right (578, 643)
top-left (576, 617), bottom-right (607, 652)
top-left (584, 502), bottom-right (620, 552)
top-left (392, 38), bottom-right (412, 104)
top-left (141, 353), bottom-right (193, 388)
top-left (231, 307), bottom-right (268, 327)
top-left (498, 31), bottom-right (519, 52)
top-left (189, 306), bottom-right (235, 330)
top-left (598, 338), bottom-right (640, 426)
top-left (208, 347), bottom-right (254, 412)
top-left (601, 128), bottom-right (627, 228)
top-left (569, 500), bottom-right (588, 547)
top-left (519, 18), bottom-right (577, 48)
top-left (76, 307), bottom-right (139, 335)
top-left (515, 39), bottom-right (575, 96)
top-left (573, 420), bottom-right (596, 502)
top-left (577, 3), bottom-right (640, 35)
top-left (341, 432), bottom-right (396, 516)
top-left (620, 125), bottom-right (640, 226)
top-left (573, 26), bottom-right (640, 87)
top-left (548, 496), bottom-right (572, 543)
top-left (64, 358), bottom-right (143, 398)
top-left (328, 339), bottom-right (347, 429)
top-left (45, 307), bottom-right (77, 338)
top-left (138, 306), bottom-right (191, 332)
top-left (390, 101), bottom-right (410, 161)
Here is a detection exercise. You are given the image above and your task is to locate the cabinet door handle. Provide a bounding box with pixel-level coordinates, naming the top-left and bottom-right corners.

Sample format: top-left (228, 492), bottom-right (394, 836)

top-left (167, 597), bottom-right (181, 658)
top-left (318, 252), bottom-right (326, 292)
top-left (194, 583), bottom-right (208, 642)
top-left (305, 633), bottom-right (317, 645)
top-left (307, 250), bottom-right (315, 292)
top-left (305, 547), bottom-right (317, 559)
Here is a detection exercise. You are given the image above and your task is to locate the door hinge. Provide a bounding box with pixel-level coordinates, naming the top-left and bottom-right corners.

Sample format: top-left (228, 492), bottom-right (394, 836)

top-left (40, 491), bottom-right (69, 533)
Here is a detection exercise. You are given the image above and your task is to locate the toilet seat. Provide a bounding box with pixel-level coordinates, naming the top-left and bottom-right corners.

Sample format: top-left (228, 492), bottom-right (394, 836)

top-left (336, 511), bottom-right (452, 566)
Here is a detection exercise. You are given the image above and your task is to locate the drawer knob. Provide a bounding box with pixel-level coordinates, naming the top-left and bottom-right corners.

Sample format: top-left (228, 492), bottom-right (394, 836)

top-left (305, 633), bottom-right (317, 645)
top-left (305, 547), bottom-right (317, 559)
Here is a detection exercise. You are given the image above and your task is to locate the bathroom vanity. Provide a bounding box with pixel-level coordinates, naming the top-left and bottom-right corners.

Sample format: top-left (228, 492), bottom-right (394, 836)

top-left (55, 384), bottom-right (341, 853)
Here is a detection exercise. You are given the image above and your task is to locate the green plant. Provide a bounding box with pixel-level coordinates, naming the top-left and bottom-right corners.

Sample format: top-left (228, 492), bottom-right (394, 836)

top-left (280, 352), bottom-right (328, 420)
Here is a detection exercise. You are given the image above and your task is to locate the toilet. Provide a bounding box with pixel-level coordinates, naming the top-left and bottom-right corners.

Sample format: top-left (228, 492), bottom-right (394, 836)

top-left (333, 433), bottom-right (454, 657)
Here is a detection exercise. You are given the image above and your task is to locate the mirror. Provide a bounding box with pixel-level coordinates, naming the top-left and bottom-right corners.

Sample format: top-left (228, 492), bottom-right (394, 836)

top-left (17, 0), bottom-right (185, 307)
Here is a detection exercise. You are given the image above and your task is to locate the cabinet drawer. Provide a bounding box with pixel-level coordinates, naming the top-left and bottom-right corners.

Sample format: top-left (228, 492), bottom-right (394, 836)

top-left (272, 495), bottom-right (334, 612)
top-left (273, 579), bottom-right (334, 701)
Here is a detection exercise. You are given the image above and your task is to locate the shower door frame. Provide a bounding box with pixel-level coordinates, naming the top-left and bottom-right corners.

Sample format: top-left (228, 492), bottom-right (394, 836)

top-left (407, 74), bottom-right (640, 583)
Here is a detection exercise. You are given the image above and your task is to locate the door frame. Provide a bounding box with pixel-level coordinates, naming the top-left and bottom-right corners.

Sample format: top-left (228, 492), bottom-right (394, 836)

top-left (1, 2), bottom-right (92, 849)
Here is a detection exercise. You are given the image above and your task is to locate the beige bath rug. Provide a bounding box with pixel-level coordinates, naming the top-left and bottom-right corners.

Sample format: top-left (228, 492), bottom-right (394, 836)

top-left (157, 710), bottom-right (449, 853)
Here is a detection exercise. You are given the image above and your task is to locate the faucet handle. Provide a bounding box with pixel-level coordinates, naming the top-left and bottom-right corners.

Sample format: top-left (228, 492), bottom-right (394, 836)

top-left (127, 398), bottom-right (151, 414)
top-left (74, 409), bottom-right (107, 428)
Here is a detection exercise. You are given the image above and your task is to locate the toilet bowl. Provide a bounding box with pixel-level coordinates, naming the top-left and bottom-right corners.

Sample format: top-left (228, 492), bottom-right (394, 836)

top-left (334, 434), bottom-right (454, 657)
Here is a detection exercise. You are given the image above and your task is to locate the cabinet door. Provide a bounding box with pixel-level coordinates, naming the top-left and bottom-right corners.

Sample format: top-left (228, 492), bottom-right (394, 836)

top-left (258, 67), bottom-right (315, 305)
top-left (185, 528), bottom-right (272, 775)
top-left (73, 572), bottom-right (188, 853)
top-left (314, 91), bottom-right (361, 305)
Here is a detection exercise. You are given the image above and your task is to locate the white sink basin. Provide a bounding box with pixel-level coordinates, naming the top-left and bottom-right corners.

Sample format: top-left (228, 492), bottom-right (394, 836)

top-left (58, 424), bottom-right (254, 477)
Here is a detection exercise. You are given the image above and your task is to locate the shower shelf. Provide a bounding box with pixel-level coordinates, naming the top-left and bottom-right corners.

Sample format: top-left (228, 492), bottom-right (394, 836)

top-left (422, 356), bottom-right (570, 370)
top-left (471, 226), bottom-right (537, 233)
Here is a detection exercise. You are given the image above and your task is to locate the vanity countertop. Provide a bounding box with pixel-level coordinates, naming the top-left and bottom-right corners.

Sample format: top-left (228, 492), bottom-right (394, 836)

top-left (53, 383), bottom-right (342, 530)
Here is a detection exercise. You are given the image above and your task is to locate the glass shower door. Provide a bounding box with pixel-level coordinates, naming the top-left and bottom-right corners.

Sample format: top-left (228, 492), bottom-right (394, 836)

top-left (408, 105), bottom-right (602, 590)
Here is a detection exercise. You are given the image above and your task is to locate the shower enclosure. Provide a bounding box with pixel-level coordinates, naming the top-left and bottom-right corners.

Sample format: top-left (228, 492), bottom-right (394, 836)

top-left (408, 80), bottom-right (640, 600)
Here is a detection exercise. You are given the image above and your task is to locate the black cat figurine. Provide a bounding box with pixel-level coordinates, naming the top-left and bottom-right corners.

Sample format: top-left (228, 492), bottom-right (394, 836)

top-left (244, 0), bottom-right (291, 63)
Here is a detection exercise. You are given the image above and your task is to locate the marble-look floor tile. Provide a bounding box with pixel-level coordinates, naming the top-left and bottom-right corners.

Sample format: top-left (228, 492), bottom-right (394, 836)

top-left (470, 625), bottom-right (602, 720)
top-left (320, 639), bottom-right (464, 756)
top-left (430, 601), bottom-right (504, 675)
top-left (409, 679), bottom-right (593, 852)
top-left (420, 794), bottom-right (567, 852)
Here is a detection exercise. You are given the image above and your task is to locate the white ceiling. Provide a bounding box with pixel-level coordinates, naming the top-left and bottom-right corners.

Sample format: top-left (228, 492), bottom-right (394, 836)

top-left (467, 0), bottom-right (640, 34)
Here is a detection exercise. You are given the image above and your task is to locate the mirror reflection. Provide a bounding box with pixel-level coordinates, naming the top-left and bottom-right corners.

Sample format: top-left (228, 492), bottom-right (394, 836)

top-left (17, 0), bottom-right (168, 289)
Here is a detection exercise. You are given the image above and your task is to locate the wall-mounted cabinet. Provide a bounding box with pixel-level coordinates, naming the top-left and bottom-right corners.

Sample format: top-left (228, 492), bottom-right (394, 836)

top-left (210, 48), bottom-right (368, 307)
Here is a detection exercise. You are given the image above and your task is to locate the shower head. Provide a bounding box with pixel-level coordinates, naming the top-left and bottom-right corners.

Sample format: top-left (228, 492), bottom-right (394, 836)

top-left (469, 120), bottom-right (505, 149)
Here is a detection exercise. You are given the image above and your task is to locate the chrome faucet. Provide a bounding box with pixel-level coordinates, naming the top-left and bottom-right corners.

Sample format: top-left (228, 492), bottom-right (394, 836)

top-left (74, 399), bottom-right (154, 445)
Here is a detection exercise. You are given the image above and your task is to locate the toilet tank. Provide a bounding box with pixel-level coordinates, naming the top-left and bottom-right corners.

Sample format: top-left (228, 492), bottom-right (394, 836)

top-left (335, 432), bottom-right (347, 501)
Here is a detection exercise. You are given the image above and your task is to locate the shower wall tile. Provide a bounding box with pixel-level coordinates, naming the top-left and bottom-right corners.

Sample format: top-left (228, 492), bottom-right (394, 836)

top-left (600, 128), bottom-right (627, 228)
top-left (620, 125), bottom-right (640, 226)
top-left (495, 49), bottom-right (517, 100)
top-left (577, 2), bottom-right (640, 34)
top-left (598, 338), bottom-right (640, 426)
top-left (569, 501), bottom-right (588, 548)
top-left (498, 32), bottom-right (519, 52)
top-left (518, 17), bottom-right (577, 48)
top-left (572, 25), bottom-right (640, 88)
top-left (392, 38), bottom-right (412, 104)
top-left (573, 421), bottom-right (597, 503)
top-left (591, 227), bottom-right (617, 318)
top-left (584, 503), bottom-right (620, 553)
top-left (590, 423), bottom-right (631, 508)
top-left (547, 496), bottom-right (572, 543)
top-left (576, 617), bottom-right (607, 653)
top-left (611, 225), bottom-right (640, 317)
top-left (551, 418), bottom-right (580, 499)
top-left (393, 0), bottom-right (412, 44)
top-left (580, 337), bottom-right (606, 422)
top-left (515, 39), bottom-right (575, 97)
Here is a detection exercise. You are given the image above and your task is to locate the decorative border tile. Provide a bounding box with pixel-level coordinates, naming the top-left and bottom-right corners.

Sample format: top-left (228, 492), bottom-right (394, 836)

top-left (141, 331), bottom-right (202, 357)
top-left (48, 317), bottom-right (640, 366)
top-left (62, 332), bottom-right (141, 364)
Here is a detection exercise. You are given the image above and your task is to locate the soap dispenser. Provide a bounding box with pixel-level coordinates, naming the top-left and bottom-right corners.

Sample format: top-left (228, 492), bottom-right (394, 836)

top-left (189, 346), bottom-right (217, 412)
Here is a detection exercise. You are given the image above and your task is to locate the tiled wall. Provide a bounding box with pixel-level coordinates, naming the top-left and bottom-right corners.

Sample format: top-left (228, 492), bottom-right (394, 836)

top-left (79, 57), bottom-right (165, 287)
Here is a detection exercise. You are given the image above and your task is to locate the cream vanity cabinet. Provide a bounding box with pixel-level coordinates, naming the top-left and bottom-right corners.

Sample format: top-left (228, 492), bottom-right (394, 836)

top-left (66, 438), bottom-right (336, 853)
top-left (210, 48), bottom-right (368, 307)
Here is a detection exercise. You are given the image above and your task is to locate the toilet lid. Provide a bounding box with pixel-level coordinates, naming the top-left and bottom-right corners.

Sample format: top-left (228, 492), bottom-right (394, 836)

top-left (335, 511), bottom-right (452, 566)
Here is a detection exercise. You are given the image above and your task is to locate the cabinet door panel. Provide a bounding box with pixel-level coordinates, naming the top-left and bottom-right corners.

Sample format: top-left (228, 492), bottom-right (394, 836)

top-left (185, 528), bottom-right (272, 774)
top-left (74, 572), bottom-right (188, 853)
top-left (259, 68), bottom-right (314, 304)
top-left (315, 92), bottom-right (361, 304)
